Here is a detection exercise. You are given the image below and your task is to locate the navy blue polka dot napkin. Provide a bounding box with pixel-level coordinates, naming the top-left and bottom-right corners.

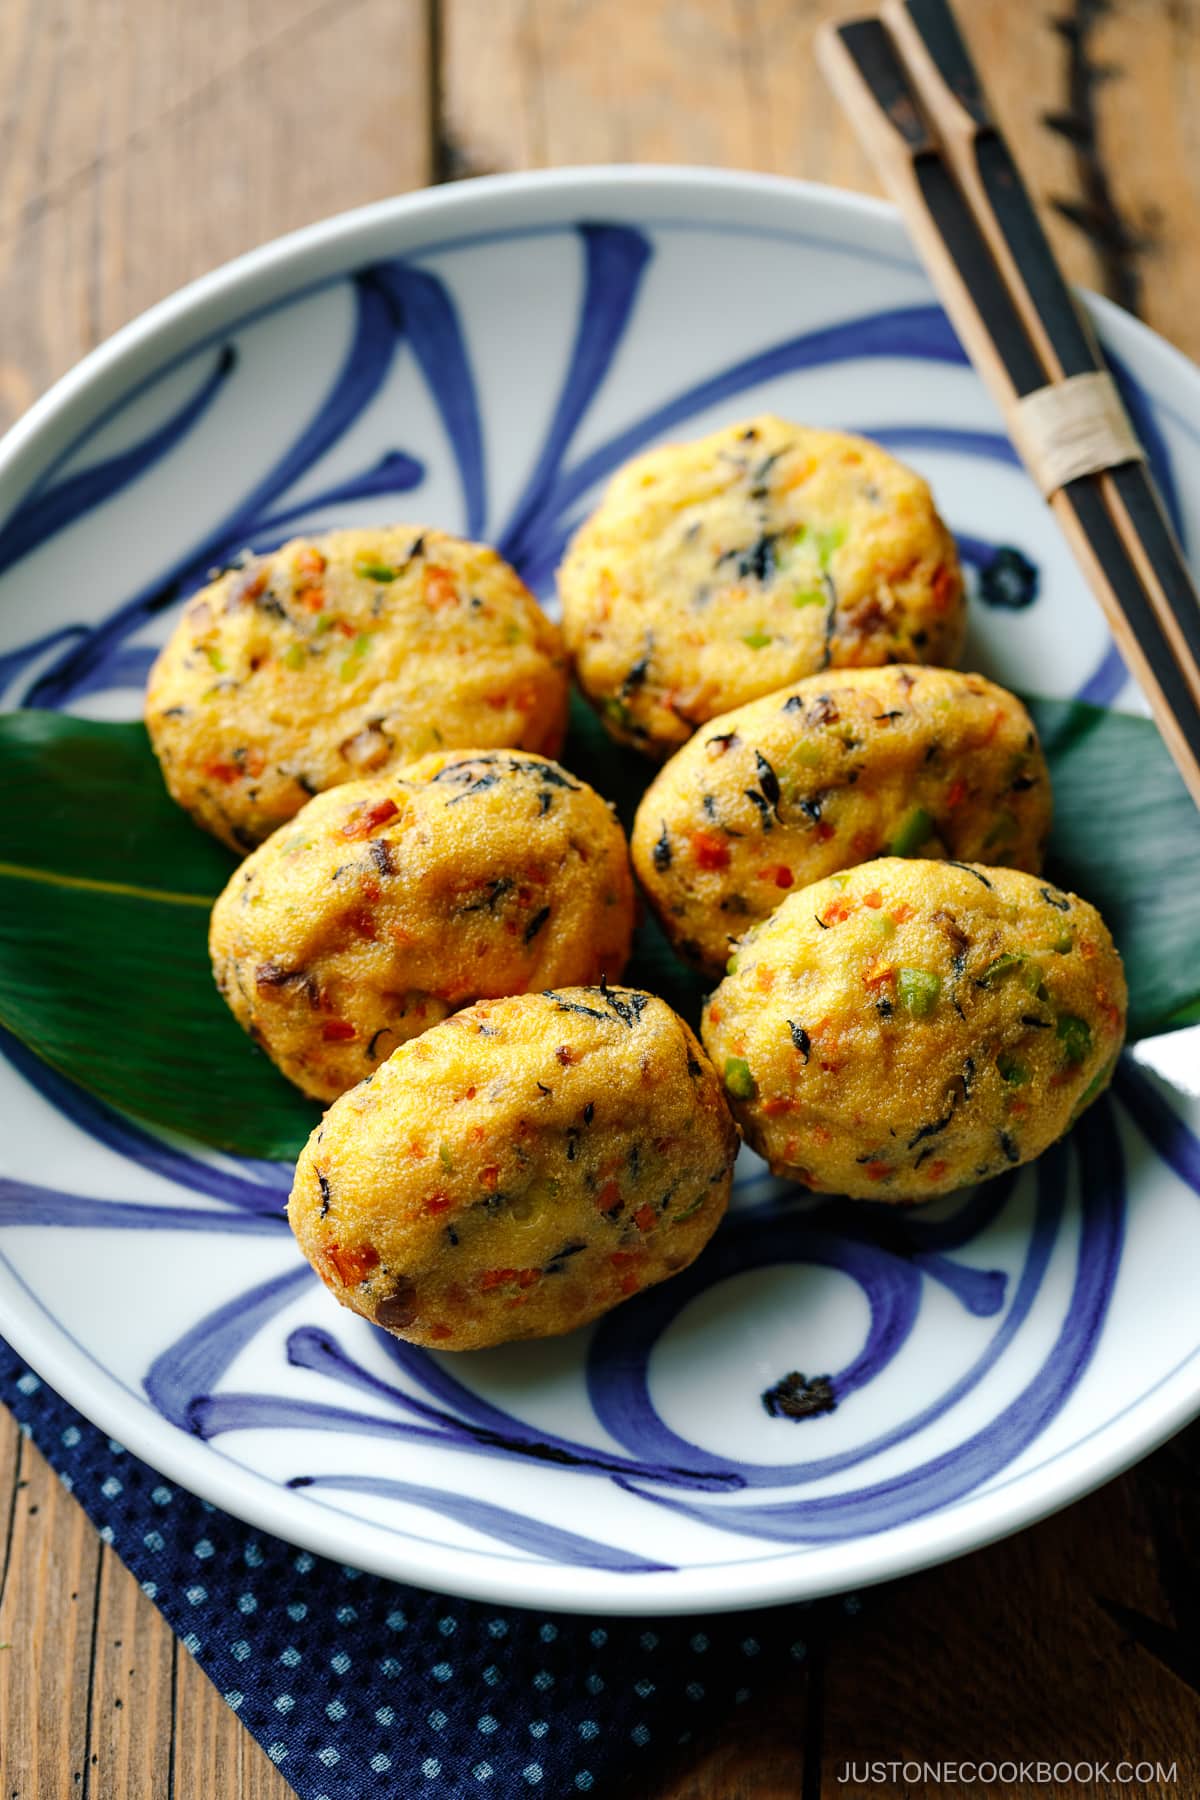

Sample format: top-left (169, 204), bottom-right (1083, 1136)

top-left (1, 1340), bottom-right (812, 1798)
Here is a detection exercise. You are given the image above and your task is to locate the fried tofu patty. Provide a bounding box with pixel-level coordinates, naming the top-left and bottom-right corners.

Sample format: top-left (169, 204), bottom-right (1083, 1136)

top-left (701, 859), bottom-right (1126, 1201)
top-left (288, 988), bottom-right (738, 1349)
top-left (632, 667), bottom-right (1051, 977)
top-left (210, 752), bottom-right (635, 1102)
top-left (147, 527), bottom-right (569, 849)
top-left (558, 415), bottom-right (964, 757)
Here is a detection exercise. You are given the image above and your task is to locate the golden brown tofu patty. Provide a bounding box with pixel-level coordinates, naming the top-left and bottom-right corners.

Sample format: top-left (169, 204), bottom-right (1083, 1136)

top-left (632, 666), bottom-right (1051, 977)
top-left (288, 987), bottom-right (738, 1349)
top-left (701, 859), bottom-right (1126, 1201)
top-left (146, 527), bottom-right (569, 849)
top-left (210, 752), bottom-right (635, 1101)
top-left (558, 415), bottom-right (964, 757)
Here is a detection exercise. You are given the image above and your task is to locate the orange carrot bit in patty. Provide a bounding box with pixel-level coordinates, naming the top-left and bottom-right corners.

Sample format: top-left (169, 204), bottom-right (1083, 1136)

top-left (294, 546), bottom-right (327, 579)
top-left (945, 778), bottom-right (967, 809)
top-left (862, 890), bottom-right (883, 909)
top-left (341, 797), bottom-right (399, 839)
top-left (814, 821), bottom-right (837, 842)
top-left (516, 1267), bottom-right (541, 1289)
top-left (321, 1019), bottom-right (357, 1042)
top-left (297, 586), bottom-right (327, 612)
top-left (424, 1193), bottom-right (453, 1215)
top-left (204, 760), bottom-right (242, 785)
top-left (861, 959), bottom-right (896, 990)
top-left (889, 902), bottom-right (916, 924)
top-left (479, 1267), bottom-right (518, 1291)
top-left (324, 1241), bottom-right (379, 1286)
top-left (925, 1159), bottom-right (949, 1182)
top-left (690, 829), bottom-right (731, 871)
top-left (864, 1160), bottom-right (891, 1182)
top-left (480, 1166), bottom-right (500, 1191)
top-left (931, 566), bottom-right (956, 611)
top-left (619, 1273), bottom-right (640, 1295)
top-left (423, 564), bottom-right (460, 608)
top-left (596, 1181), bottom-right (622, 1215)
top-left (428, 1323), bottom-right (453, 1341)
top-left (758, 864), bottom-right (794, 889)
top-left (762, 1097), bottom-right (793, 1118)
top-left (821, 896), bottom-right (856, 926)
top-left (633, 1204), bottom-right (656, 1232)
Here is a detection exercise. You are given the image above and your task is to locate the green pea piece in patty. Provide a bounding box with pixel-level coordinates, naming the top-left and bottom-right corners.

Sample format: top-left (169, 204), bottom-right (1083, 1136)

top-left (701, 858), bottom-right (1126, 1202)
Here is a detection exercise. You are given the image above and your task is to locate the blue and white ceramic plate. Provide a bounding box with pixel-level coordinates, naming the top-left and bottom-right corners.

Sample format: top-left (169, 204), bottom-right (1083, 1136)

top-left (2, 168), bottom-right (1199, 1615)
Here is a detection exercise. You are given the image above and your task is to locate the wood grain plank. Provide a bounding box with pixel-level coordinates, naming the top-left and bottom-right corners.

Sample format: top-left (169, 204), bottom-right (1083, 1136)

top-left (1086, 0), bottom-right (1200, 356)
top-left (0, 0), bottom-right (432, 434)
top-left (85, 1541), bottom-right (174, 1800)
top-left (819, 1450), bottom-right (1200, 1798)
top-left (0, 1434), bottom-right (103, 1800)
top-left (171, 1633), bottom-right (293, 1800)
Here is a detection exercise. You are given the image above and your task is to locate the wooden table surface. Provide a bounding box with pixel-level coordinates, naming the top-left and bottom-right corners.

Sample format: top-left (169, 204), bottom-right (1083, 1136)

top-left (2, 2), bottom-right (1199, 1794)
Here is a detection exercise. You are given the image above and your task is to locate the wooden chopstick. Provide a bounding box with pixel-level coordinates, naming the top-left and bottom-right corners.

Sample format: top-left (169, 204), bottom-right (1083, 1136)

top-left (816, 10), bottom-right (1200, 811)
top-left (883, 0), bottom-right (1200, 738)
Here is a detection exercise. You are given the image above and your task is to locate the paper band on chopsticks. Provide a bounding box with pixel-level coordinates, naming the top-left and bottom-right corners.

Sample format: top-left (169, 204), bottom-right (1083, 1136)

top-left (1009, 371), bottom-right (1145, 497)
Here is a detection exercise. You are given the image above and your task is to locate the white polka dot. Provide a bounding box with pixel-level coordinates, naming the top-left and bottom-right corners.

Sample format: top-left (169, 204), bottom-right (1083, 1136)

top-left (99, 1526), bottom-right (115, 1546)
top-left (431, 1662), bottom-right (453, 1682)
top-left (231, 1641), bottom-right (251, 1662)
top-left (487, 1619), bottom-right (508, 1638)
top-left (341, 1564), bottom-right (361, 1581)
top-left (585, 1675), bottom-right (604, 1696)
top-left (640, 1632), bottom-right (658, 1651)
top-left (61, 1427), bottom-right (80, 1448)
top-left (295, 1552), bottom-right (314, 1573)
top-left (141, 1581), bottom-right (157, 1601)
top-left (371, 1754), bottom-right (392, 1774)
top-left (107, 1439), bottom-right (125, 1456)
top-left (17, 1372), bottom-right (40, 1395)
top-left (152, 1486), bottom-right (172, 1506)
top-left (287, 1602), bottom-right (307, 1622)
top-left (473, 1763), bottom-right (493, 1783)
top-left (331, 1651), bottom-right (352, 1674)
top-left (336, 1604), bottom-right (357, 1626)
top-left (422, 1759), bottom-right (441, 1779)
top-left (274, 1695), bottom-right (295, 1714)
top-left (742, 1637), bottom-right (760, 1657)
top-left (185, 1586), bottom-right (207, 1607)
top-left (326, 1699), bottom-right (346, 1722)
top-left (438, 1615), bottom-right (457, 1637)
top-left (267, 1743), bottom-right (288, 1765)
top-left (386, 1609), bottom-right (407, 1632)
top-left (579, 1721), bottom-right (599, 1741)
top-left (376, 1706), bottom-right (395, 1725)
top-left (182, 1634), bottom-right (202, 1656)
top-left (280, 1647), bottom-right (301, 1668)
top-left (687, 1682), bottom-right (704, 1702)
top-left (529, 1721), bottom-right (548, 1739)
top-left (533, 1671), bottom-right (553, 1692)
top-left (60, 1474), bottom-right (74, 1493)
top-left (539, 1623), bottom-right (557, 1643)
top-left (143, 1531), bottom-right (164, 1553)
top-left (631, 1724), bottom-right (651, 1747)
top-left (318, 1746), bottom-right (340, 1767)
top-left (238, 1594), bottom-right (257, 1615)
top-left (589, 1629), bottom-right (606, 1648)
top-left (224, 1691), bottom-right (243, 1711)
top-left (483, 1665), bottom-right (500, 1687)
top-left (101, 1477), bottom-right (122, 1500)
top-left (478, 1715), bottom-right (498, 1735)
top-left (380, 1657), bottom-right (402, 1678)
top-left (428, 1710), bottom-right (447, 1731)
top-left (575, 1774), bottom-right (594, 1791)
top-left (634, 1679), bottom-right (654, 1698)
top-left (690, 1633), bottom-right (709, 1653)
top-left (244, 1543), bottom-right (263, 1567)
top-left (524, 1764), bottom-right (543, 1784)
top-left (194, 1539), bottom-right (214, 1560)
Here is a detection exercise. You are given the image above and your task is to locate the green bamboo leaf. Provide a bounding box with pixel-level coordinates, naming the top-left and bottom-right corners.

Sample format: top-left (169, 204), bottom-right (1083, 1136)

top-left (0, 712), bottom-right (321, 1159)
top-left (1026, 697), bottom-right (1200, 1040)
top-left (0, 695), bottom-right (1195, 1165)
